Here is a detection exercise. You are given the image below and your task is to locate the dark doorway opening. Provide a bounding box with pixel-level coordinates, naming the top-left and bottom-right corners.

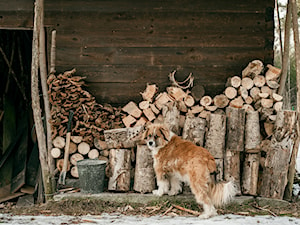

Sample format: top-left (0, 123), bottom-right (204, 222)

top-left (0, 29), bottom-right (40, 202)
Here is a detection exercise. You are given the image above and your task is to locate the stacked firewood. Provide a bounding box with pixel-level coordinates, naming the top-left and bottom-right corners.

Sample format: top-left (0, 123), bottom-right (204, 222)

top-left (47, 68), bottom-right (124, 177)
top-left (121, 60), bottom-right (283, 135)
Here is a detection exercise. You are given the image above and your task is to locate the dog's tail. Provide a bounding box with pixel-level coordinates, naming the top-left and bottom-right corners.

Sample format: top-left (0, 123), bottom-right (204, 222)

top-left (209, 180), bottom-right (237, 207)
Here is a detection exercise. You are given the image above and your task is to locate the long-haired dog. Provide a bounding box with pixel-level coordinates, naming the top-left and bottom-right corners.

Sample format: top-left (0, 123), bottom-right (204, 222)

top-left (143, 123), bottom-right (237, 219)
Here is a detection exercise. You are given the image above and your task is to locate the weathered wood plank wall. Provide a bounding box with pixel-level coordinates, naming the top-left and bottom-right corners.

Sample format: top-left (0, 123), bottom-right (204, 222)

top-left (0, 0), bottom-right (274, 105)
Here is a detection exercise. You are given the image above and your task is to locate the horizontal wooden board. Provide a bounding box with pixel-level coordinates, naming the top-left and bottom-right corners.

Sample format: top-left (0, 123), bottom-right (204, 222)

top-left (0, 0), bottom-right (273, 13)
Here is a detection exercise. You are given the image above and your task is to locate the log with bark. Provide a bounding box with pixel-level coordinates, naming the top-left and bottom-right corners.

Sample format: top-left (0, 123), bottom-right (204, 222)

top-left (133, 144), bottom-right (155, 193)
top-left (107, 149), bottom-right (132, 191)
top-left (182, 114), bottom-right (206, 147)
top-left (260, 110), bottom-right (297, 199)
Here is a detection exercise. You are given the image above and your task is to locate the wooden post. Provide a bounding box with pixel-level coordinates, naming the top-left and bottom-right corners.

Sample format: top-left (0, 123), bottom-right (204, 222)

top-left (133, 145), bottom-right (155, 193)
top-left (182, 114), bottom-right (206, 147)
top-left (107, 149), bottom-right (132, 191)
top-left (224, 107), bottom-right (245, 194)
top-left (242, 110), bottom-right (261, 196)
top-left (260, 110), bottom-right (297, 199)
top-left (205, 113), bottom-right (226, 161)
top-left (31, 0), bottom-right (54, 201)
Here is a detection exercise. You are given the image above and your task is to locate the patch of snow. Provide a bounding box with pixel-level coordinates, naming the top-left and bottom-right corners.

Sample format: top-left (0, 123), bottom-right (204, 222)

top-left (0, 213), bottom-right (299, 225)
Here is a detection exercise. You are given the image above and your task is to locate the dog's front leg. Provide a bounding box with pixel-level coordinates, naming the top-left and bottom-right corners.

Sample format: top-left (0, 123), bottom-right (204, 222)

top-left (153, 173), bottom-right (169, 196)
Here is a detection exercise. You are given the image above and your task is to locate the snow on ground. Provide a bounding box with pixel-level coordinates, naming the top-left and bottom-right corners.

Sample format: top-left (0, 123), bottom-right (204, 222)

top-left (0, 213), bottom-right (299, 225)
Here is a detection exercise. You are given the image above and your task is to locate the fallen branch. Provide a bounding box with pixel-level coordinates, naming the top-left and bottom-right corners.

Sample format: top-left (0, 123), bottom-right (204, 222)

top-left (172, 204), bottom-right (200, 216)
top-left (252, 203), bottom-right (277, 217)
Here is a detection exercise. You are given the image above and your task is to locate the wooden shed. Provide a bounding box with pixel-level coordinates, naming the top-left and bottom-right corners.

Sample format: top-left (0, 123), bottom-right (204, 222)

top-left (0, 0), bottom-right (274, 105)
top-left (0, 0), bottom-right (276, 201)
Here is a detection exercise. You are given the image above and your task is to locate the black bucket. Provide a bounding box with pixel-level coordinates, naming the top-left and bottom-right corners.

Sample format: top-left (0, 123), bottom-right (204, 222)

top-left (77, 159), bottom-right (107, 194)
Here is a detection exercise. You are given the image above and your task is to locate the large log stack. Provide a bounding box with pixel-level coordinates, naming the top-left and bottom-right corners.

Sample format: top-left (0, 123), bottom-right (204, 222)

top-left (48, 60), bottom-right (298, 200)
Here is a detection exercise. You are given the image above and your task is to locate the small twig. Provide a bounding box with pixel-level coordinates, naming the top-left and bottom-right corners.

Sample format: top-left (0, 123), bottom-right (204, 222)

top-left (252, 203), bottom-right (277, 217)
top-left (172, 204), bottom-right (200, 216)
top-left (161, 205), bottom-right (173, 216)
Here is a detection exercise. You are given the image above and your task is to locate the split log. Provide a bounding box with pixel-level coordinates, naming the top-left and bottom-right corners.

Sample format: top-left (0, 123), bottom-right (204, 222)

top-left (273, 101), bottom-right (283, 112)
top-left (272, 93), bottom-right (283, 102)
top-left (261, 98), bottom-right (274, 108)
top-left (122, 101), bottom-right (142, 118)
top-left (150, 104), bottom-right (160, 115)
top-left (78, 142), bottom-right (90, 155)
top-left (244, 96), bottom-right (253, 105)
top-left (155, 92), bottom-right (172, 110)
top-left (70, 166), bottom-right (79, 178)
top-left (139, 101), bottom-right (150, 110)
top-left (177, 101), bottom-right (188, 113)
top-left (265, 64), bottom-right (281, 81)
top-left (198, 110), bottom-right (210, 120)
top-left (238, 86), bottom-right (248, 100)
top-left (261, 86), bottom-right (273, 96)
top-left (141, 84), bottom-right (157, 102)
top-left (107, 149), bottom-right (132, 191)
top-left (242, 59), bottom-right (264, 78)
top-left (69, 142), bottom-right (77, 154)
top-left (162, 101), bottom-right (180, 135)
top-left (224, 150), bottom-right (241, 194)
top-left (224, 87), bottom-right (237, 99)
top-left (143, 107), bottom-right (156, 122)
top-left (88, 149), bottom-right (100, 159)
top-left (258, 92), bottom-right (269, 98)
top-left (242, 104), bottom-right (255, 112)
top-left (260, 110), bottom-right (297, 199)
top-left (253, 75), bottom-right (266, 87)
top-left (191, 84), bottom-right (205, 102)
top-left (167, 86), bottom-right (187, 101)
top-left (70, 153), bottom-right (84, 166)
top-left (205, 105), bottom-right (218, 112)
top-left (245, 111), bottom-right (261, 151)
top-left (50, 147), bottom-right (61, 158)
top-left (56, 158), bottom-right (70, 172)
top-left (266, 79), bottom-right (280, 89)
top-left (94, 138), bottom-right (108, 150)
top-left (205, 113), bottom-right (226, 158)
top-left (229, 96), bottom-right (244, 108)
top-left (226, 76), bottom-right (241, 88)
top-left (133, 145), bottom-right (155, 193)
top-left (242, 152), bottom-right (260, 196)
top-left (70, 136), bottom-right (83, 144)
top-left (53, 136), bottom-right (65, 149)
top-left (104, 126), bottom-right (144, 149)
top-left (225, 107), bottom-right (245, 194)
top-left (182, 114), bottom-right (206, 146)
top-left (184, 95), bottom-right (195, 107)
top-left (241, 77), bottom-right (254, 90)
top-left (263, 122), bottom-right (274, 137)
top-left (249, 87), bottom-right (261, 101)
top-left (213, 94), bottom-right (229, 108)
top-left (122, 115), bottom-right (136, 128)
top-left (225, 107), bottom-right (245, 152)
top-left (189, 105), bottom-right (204, 114)
top-left (200, 96), bottom-right (213, 107)
top-left (135, 117), bottom-right (148, 127)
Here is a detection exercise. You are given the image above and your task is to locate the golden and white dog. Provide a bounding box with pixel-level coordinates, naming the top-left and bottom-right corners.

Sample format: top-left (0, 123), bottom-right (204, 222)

top-left (143, 123), bottom-right (237, 219)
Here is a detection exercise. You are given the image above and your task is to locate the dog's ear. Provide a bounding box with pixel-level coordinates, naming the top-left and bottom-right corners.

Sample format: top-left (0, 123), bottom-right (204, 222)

top-left (159, 126), bottom-right (170, 141)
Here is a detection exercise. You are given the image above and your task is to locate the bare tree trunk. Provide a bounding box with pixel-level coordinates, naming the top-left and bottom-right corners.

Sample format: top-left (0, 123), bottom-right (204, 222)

top-left (284, 0), bottom-right (300, 201)
top-left (278, 0), bottom-right (292, 96)
top-left (31, 0), bottom-right (54, 201)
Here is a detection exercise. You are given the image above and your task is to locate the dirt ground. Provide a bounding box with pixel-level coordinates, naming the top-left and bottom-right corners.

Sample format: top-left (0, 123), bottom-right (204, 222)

top-left (0, 194), bottom-right (299, 218)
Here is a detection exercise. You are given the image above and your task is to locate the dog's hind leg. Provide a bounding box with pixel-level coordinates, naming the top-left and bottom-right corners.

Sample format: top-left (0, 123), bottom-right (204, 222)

top-left (168, 174), bottom-right (182, 196)
top-left (189, 171), bottom-right (217, 219)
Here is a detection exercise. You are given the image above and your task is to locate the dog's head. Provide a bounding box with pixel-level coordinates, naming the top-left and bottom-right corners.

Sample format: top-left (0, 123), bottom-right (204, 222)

top-left (142, 123), bottom-right (171, 151)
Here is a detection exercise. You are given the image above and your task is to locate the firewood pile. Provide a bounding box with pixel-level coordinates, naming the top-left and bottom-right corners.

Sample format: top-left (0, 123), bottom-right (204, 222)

top-left (47, 68), bottom-right (125, 178)
top-left (105, 59), bottom-right (297, 200)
